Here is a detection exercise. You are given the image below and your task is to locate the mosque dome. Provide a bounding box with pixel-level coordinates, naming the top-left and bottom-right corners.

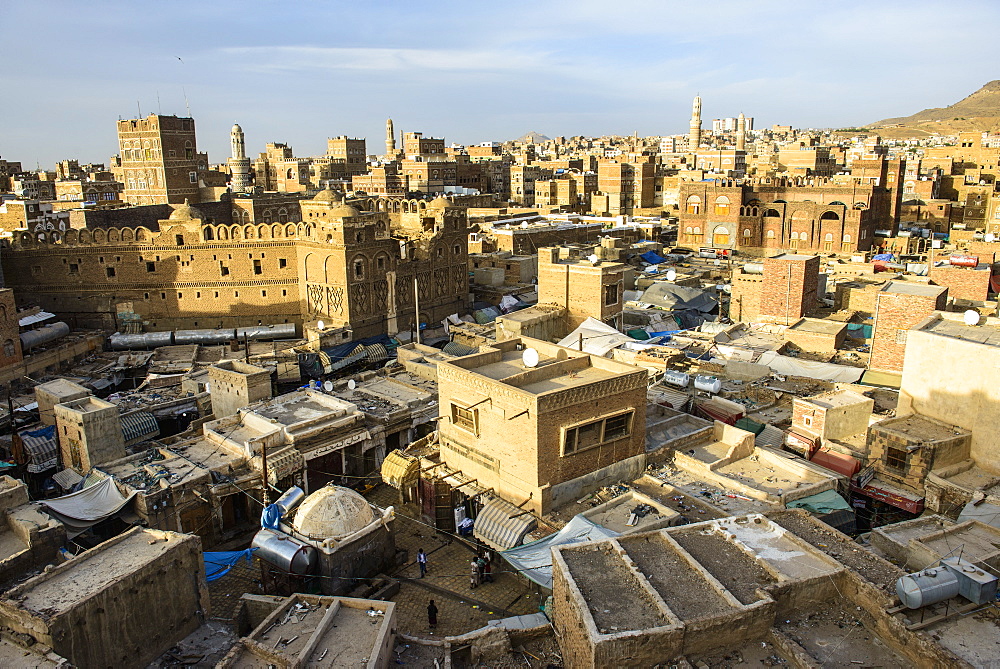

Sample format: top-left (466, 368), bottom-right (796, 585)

top-left (293, 485), bottom-right (376, 539)
top-left (331, 203), bottom-right (360, 218)
top-left (168, 199), bottom-right (204, 221)
top-left (312, 188), bottom-right (344, 204)
top-left (428, 195), bottom-right (453, 209)
top-left (232, 123), bottom-right (243, 133)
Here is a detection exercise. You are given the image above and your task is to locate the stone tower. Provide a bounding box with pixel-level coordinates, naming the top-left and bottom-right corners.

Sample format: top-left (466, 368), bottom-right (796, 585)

top-left (385, 118), bottom-right (396, 157)
top-left (736, 112), bottom-right (746, 151)
top-left (689, 95), bottom-right (702, 151)
top-left (228, 123), bottom-right (253, 194)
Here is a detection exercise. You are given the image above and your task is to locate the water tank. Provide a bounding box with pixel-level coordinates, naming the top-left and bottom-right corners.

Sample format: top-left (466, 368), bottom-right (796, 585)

top-left (174, 328), bottom-right (236, 345)
top-left (896, 566), bottom-right (960, 609)
top-left (949, 254), bottom-right (979, 268)
top-left (236, 323), bottom-right (298, 341)
top-left (274, 486), bottom-right (306, 516)
top-left (742, 262), bottom-right (764, 275)
top-left (109, 331), bottom-right (174, 350)
top-left (694, 375), bottom-right (722, 394)
top-left (663, 370), bottom-right (690, 388)
top-left (251, 528), bottom-right (316, 575)
top-left (19, 322), bottom-right (70, 350)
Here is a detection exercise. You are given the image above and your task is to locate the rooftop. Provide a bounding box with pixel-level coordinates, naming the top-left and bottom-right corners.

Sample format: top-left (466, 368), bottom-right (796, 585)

top-left (251, 390), bottom-right (357, 427)
top-left (918, 314), bottom-right (1000, 346)
top-left (800, 389), bottom-right (871, 410)
top-left (881, 280), bottom-right (946, 297)
top-left (786, 318), bottom-right (847, 335)
top-left (873, 414), bottom-right (970, 443)
top-left (769, 253), bottom-right (817, 261)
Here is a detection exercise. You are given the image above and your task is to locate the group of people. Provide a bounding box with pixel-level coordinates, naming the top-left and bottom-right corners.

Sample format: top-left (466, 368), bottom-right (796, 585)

top-left (470, 552), bottom-right (492, 589)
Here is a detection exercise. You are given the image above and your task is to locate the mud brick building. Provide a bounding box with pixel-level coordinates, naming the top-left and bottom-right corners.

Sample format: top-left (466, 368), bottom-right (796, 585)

top-left (928, 263), bottom-right (994, 302)
top-left (537, 246), bottom-right (627, 330)
top-left (730, 253), bottom-right (819, 324)
top-left (869, 282), bottom-right (947, 373)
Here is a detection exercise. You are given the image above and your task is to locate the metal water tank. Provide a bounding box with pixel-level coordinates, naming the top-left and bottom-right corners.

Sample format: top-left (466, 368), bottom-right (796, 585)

top-left (896, 566), bottom-right (960, 609)
top-left (741, 262), bottom-right (764, 275)
top-left (274, 486), bottom-right (306, 516)
top-left (694, 375), bottom-right (722, 394)
top-left (663, 370), bottom-right (690, 388)
top-left (19, 322), bottom-right (70, 350)
top-left (109, 331), bottom-right (174, 350)
top-left (174, 328), bottom-right (236, 345)
top-left (251, 528), bottom-right (316, 575)
top-left (237, 323), bottom-right (298, 341)
top-left (948, 254), bottom-right (980, 268)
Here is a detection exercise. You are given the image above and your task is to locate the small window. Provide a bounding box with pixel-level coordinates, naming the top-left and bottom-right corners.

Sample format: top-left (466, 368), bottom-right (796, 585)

top-left (160, 292), bottom-right (166, 299)
top-left (603, 413), bottom-right (631, 440)
top-left (175, 234), bottom-right (184, 245)
top-left (146, 261), bottom-right (156, 272)
top-left (177, 292), bottom-right (183, 299)
top-left (803, 415), bottom-right (813, 428)
top-left (253, 259), bottom-right (262, 275)
top-left (68, 263), bottom-right (79, 274)
top-left (144, 292), bottom-right (150, 299)
top-left (214, 291), bottom-right (219, 298)
top-left (279, 258), bottom-right (287, 269)
top-left (376, 256), bottom-right (385, 270)
top-left (885, 447), bottom-right (908, 471)
top-left (451, 404), bottom-right (478, 434)
top-left (106, 266), bottom-right (116, 278)
top-left (261, 290), bottom-right (267, 297)
top-left (604, 283), bottom-right (619, 306)
top-left (353, 259), bottom-right (364, 280)
top-left (282, 289), bottom-right (287, 297)
top-left (31, 266), bottom-right (41, 276)
top-left (220, 263), bottom-right (230, 277)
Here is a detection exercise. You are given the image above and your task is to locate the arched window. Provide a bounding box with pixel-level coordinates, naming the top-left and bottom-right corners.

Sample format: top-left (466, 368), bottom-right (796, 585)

top-left (712, 225), bottom-right (730, 245)
top-left (743, 229), bottom-right (751, 238)
top-left (693, 226), bottom-right (702, 235)
top-left (686, 195), bottom-right (702, 215)
top-left (714, 196), bottom-right (730, 215)
top-left (790, 232), bottom-right (800, 240)
top-left (824, 233), bottom-right (833, 241)
top-left (820, 211), bottom-right (840, 220)
top-left (763, 209), bottom-right (780, 217)
top-left (842, 234), bottom-right (852, 243)
top-left (767, 230), bottom-right (776, 239)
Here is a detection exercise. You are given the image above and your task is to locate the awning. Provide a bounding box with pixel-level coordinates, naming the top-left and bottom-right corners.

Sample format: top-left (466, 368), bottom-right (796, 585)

top-left (755, 424), bottom-right (786, 449)
top-left (557, 317), bottom-right (632, 357)
top-left (810, 448), bottom-right (860, 478)
top-left (51, 468), bottom-right (83, 491)
top-left (18, 311), bottom-right (56, 327)
top-left (788, 489), bottom-right (852, 514)
top-left (120, 411), bottom-right (160, 445)
top-left (502, 513), bottom-right (619, 589)
top-left (41, 476), bottom-right (137, 537)
top-left (850, 479), bottom-right (924, 514)
top-left (859, 370), bottom-right (902, 389)
top-left (20, 425), bottom-right (58, 473)
top-left (474, 495), bottom-right (537, 551)
top-left (757, 351), bottom-right (864, 383)
top-left (380, 450), bottom-right (419, 488)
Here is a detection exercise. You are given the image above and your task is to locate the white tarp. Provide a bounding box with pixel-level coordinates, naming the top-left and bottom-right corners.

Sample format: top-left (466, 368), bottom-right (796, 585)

top-left (501, 514), bottom-right (620, 589)
top-left (41, 476), bottom-right (136, 537)
top-left (756, 351), bottom-right (864, 383)
top-left (557, 317), bottom-right (632, 357)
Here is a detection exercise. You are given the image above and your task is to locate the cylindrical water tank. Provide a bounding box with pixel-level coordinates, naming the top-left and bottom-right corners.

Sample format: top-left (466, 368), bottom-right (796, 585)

top-left (236, 323), bottom-right (298, 341)
top-left (274, 486), bottom-right (306, 516)
top-left (694, 375), bottom-right (722, 394)
top-left (109, 331), bottom-right (174, 350)
top-left (948, 254), bottom-right (979, 268)
top-left (174, 329), bottom-right (236, 345)
top-left (742, 262), bottom-right (764, 275)
top-left (663, 370), bottom-right (690, 388)
top-left (896, 566), bottom-right (960, 609)
top-left (19, 322), bottom-right (70, 350)
top-left (251, 528), bottom-right (316, 575)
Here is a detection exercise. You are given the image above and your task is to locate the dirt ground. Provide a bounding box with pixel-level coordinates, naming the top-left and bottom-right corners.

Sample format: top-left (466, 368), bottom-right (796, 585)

top-left (671, 529), bottom-right (776, 604)
top-left (769, 511), bottom-right (904, 591)
top-left (685, 638), bottom-right (791, 668)
top-left (777, 604), bottom-right (908, 668)
top-left (560, 545), bottom-right (669, 632)
top-left (620, 534), bottom-right (733, 621)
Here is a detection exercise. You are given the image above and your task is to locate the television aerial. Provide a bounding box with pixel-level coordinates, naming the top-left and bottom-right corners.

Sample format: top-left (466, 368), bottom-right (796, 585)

top-left (522, 347), bottom-right (540, 368)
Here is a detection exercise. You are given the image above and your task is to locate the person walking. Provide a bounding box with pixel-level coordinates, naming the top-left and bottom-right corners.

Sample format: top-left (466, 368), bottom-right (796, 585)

top-left (427, 599), bottom-right (438, 629)
top-left (417, 548), bottom-right (427, 578)
top-left (475, 555), bottom-right (486, 585)
top-left (482, 552), bottom-right (493, 583)
top-left (470, 558), bottom-right (481, 589)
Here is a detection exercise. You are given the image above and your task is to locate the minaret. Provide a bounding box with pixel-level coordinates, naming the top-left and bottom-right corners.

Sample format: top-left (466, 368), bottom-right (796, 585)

top-left (228, 123), bottom-right (252, 194)
top-left (736, 112), bottom-right (746, 151)
top-left (385, 118), bottom-right (396, 157)
top-left (689, 95), bottom-right (702, 152)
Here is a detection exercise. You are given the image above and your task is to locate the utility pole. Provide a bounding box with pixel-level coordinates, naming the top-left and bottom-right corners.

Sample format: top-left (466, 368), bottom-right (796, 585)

top-left (413, 275), bottom-right (421, 345)
top-left (260, 442), bottom-right (270, 506)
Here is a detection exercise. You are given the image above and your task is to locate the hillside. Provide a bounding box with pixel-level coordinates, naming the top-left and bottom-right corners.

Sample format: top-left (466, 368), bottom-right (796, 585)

top-left (515, 131), bottom-right (550, 143)
top-left (866, 81), bottom-right (1000, 137)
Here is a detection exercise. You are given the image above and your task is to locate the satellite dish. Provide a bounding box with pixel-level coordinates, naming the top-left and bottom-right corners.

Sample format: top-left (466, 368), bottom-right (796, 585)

top-left (986, 233), bottom-right (996, 243)
top-left (347, 379), bottom-right (357, 390)
top-left (521, 222), bottom-right (529, 229)
top-left (522, 348), bottom-right (540, 368)
top-left (587, 254), bottom-right (600, 265)
top-left (323, 380), bottom-right (334, 392)
top-left (963, 310), bottom-right (981, 326)
top-left (666, 269), bottom-right (677, 281)
top-left (317, 320), bottom-right (325, 330)
top-left (204, 382), bottom-right (211, 393)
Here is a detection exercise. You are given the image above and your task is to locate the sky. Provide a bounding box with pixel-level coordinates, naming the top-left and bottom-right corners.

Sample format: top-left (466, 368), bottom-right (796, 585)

top-left (1, 0), bottom-right (998, 167)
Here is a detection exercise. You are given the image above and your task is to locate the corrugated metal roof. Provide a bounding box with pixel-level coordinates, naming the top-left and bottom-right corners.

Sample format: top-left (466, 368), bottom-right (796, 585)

top-left (474, 495), bottom-right (537, 551)
top-left (18, 311), bottom-right (56, 327)
top-left (755, 424), bottom-right (786, 449)
top-left (21, 425), bottom-right (58, 473)
top-left (120, 411), bottom-right (160, 444)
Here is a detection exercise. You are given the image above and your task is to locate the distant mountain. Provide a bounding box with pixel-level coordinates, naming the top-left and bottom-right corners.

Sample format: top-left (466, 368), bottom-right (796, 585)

top-left (515, 131), bottom-right (550, 143)
top-left (867, 81), bottom-right (1000, 137)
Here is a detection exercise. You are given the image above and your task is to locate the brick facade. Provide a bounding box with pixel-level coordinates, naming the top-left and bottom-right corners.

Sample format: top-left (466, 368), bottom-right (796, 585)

top-left (928, 265), bottom-right (992, 301)
top-left (869, 282), bottom-right (947, 372)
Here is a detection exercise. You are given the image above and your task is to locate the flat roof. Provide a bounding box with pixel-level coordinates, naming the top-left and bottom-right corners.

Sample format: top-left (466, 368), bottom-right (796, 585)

top-left (770, 253), bottom-right (817, 261)
top-left (470, 349), bottom-right (620, 394)
top-left (787, 318), bottom-right (846, 335)
top-left (919, 317), bottom-right (1000, 346)
top-left (800, 390), bottom-right (870, 410)
top-left (881, 281), bottom-right (945, 297)
top-left (252, 392), bottom-right (354, 426)
top-left (14, 529), bottom-right (183, 615)
top-left (874, 414), bottom-right (970, 443)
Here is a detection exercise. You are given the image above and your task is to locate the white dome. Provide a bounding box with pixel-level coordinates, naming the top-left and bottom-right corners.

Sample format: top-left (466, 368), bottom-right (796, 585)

top-left (293, 485), bottom-right (375, 539)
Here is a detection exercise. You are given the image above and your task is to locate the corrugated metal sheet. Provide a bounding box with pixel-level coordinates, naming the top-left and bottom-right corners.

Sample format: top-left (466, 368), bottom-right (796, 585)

top-left (18, 311), bottom-right (56, 327)
top-left (474, 495), bottom-right (537, 551)
top-left (380, 450), bottom-right (419, 488)
top-left (21, 426), bottom-right (58, 473)
top-left (120, 411), bottom-right (160, 444)
top-left (755, 424), bottom-right (786, 449)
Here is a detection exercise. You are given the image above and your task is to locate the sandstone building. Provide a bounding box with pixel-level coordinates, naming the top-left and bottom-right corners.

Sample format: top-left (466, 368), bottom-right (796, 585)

top-left (115, 114), bottom-right (205, 205)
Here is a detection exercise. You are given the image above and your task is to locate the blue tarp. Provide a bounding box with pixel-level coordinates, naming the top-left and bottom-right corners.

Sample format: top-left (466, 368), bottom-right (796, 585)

top-left (872, 253), bottom-right (894, 262)
top-left (260, 504), bottom-right (282, 530)
top-left (640, 250), bottom-right (667, 265)
top-left (502, 514), bottom-right (620, 589)
top-left (203, 548), bottom-right (257, 582)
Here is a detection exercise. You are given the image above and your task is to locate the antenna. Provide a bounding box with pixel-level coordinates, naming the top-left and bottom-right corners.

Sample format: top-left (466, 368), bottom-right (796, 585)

top-left (157, 91), bottom-right (161, 115)
top-left (136, 100), bottom-right (141, 118)
top-left (182, 86), bottom-right (191, 117)
top-left (522, 347), bottom-right (540, 368)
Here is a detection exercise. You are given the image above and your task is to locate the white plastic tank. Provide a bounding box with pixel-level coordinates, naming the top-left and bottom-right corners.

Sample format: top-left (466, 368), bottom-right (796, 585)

top-left (694, 375), bottom-right (722, 394)
top-left (663, 370), bottom-right (690, 388)
top-left (896, 566), bottom-right (960, 609)
top-left (741, 262), bottom-right (764, 275)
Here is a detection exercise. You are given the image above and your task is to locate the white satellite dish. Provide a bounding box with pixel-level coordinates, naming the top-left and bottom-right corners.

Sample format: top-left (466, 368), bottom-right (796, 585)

top-left (666, 269), bottom-right (677, 281)
top-left (986, 233), bottom-right (996, 243)
top-left (521, 222), bottom-right (529, 229)
top-left (522, 348), bottom-right (540, 368)
top-left (323, 380), bottom-right (334, 392)
top-left (963, 310), bottom-right (981, 326)
top-left (204, 382), bottom-right (211, 393)
top-left (317, 320), bottom-right (325, 330)
top-left (347, 379), bottom-right (357, 390)
top-left (587, 254), bottom-right (600, 265)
